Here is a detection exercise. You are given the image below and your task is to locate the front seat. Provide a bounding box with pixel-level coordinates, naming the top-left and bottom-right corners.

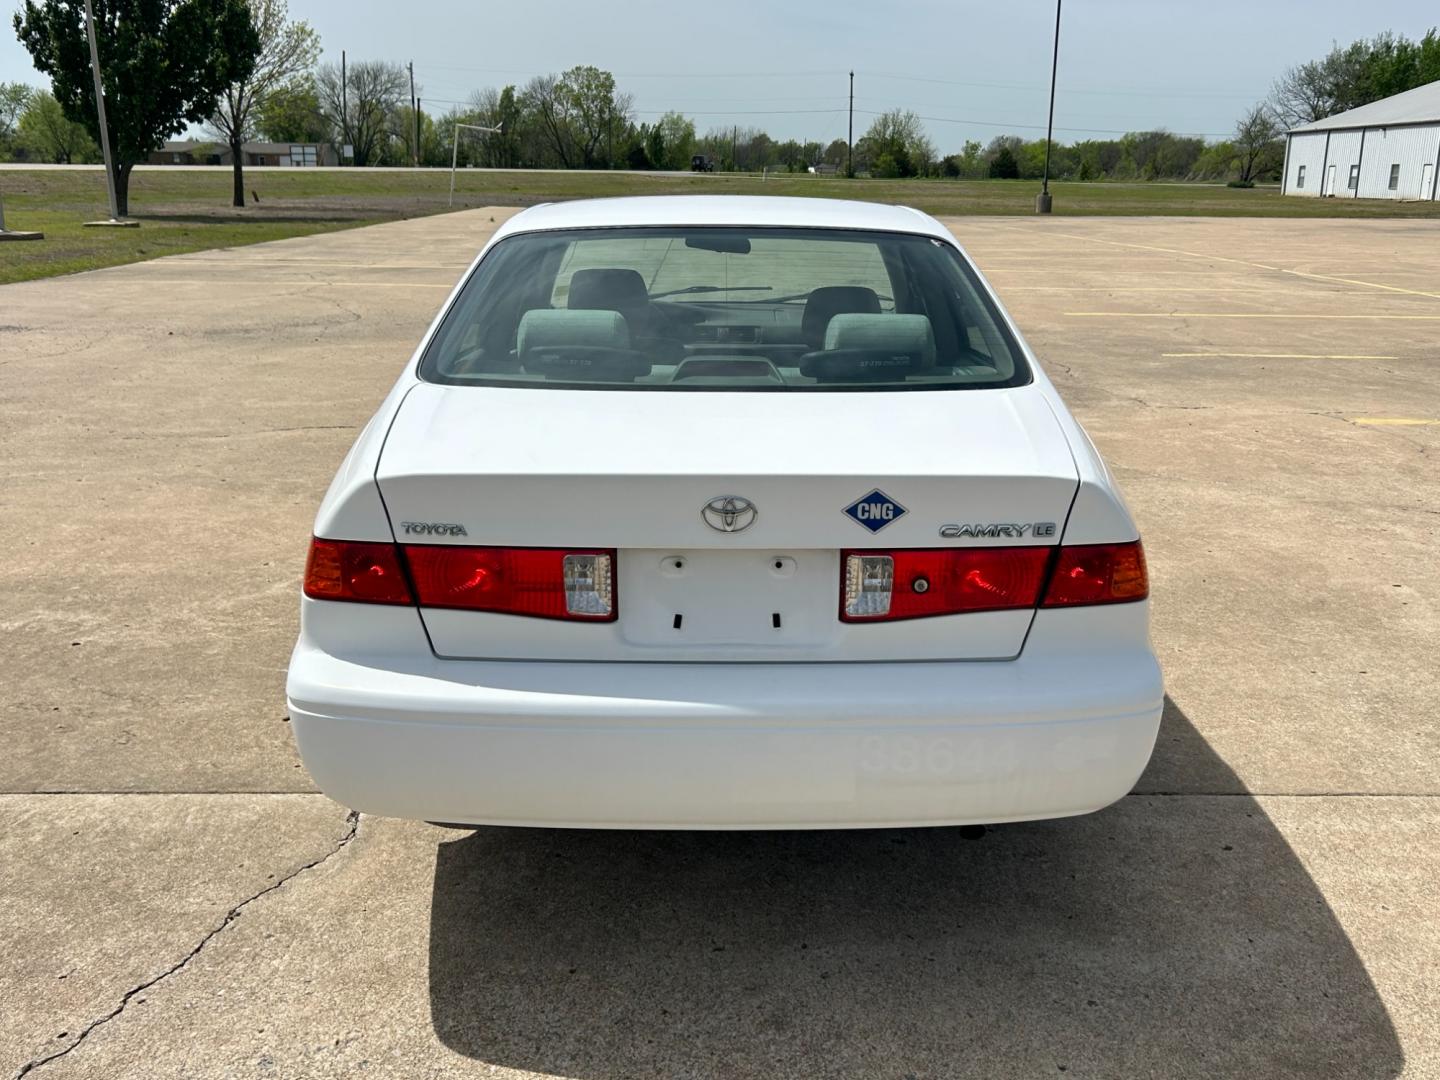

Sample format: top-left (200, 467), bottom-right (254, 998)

top-left (567, 268), bottom-right (657, 339)
top-left (800, 286), bottom-right (882, 350)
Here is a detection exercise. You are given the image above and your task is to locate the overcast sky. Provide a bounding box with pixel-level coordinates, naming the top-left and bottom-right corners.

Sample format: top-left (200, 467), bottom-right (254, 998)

top-left (3, 0), bottom-right (1437, 148)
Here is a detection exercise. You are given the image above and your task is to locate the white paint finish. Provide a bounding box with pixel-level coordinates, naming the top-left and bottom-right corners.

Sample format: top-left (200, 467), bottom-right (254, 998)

top-left (1323, 130), bottom-right (1362, 195)
top-left (291, 196), bottom-right (1158, 826)
top-left (1357, 124), bottom-right (1440, 200)
top-left (493, 195), bottom-right (949, 242)
top-left (1286, 123), bottom-right (1440, 200)
top-left (1285, 132), bottom-right (1329, 197)
top-left (286, 603), bottom-right (1162, 829)
top-left (376, 384), bottom-right (1082, 661)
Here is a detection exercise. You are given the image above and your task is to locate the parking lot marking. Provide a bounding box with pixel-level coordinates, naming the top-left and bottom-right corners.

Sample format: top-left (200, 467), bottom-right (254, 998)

top-left (1035, 231), bottom-right (1440, 301)
top-left (1066, 312), bottom-right (1440, 320)
top-left (1352, 418), bottom-right (1440, 426)
top-left (1162, 352), bottom-right (1399, 359)
top-left (124, 279), bottom-right (453, 288)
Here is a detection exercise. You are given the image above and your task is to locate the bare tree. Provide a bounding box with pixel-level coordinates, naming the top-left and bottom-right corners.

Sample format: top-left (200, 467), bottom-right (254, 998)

top-left (208, 0), bottom-right (319, 206)
top-left (1233, 103), bottom-right (1280, 182)
top-left (522, 74), bottom-right (574, 168)
top-left (316, 59), bottom-right (406, 166)
top-left (1270, 42), bottom-right (1370, 128)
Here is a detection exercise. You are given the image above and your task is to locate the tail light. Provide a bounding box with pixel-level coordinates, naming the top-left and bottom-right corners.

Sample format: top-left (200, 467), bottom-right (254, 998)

top-left (304, 538), bottom-right (413, 605)
top-left (1041, 541), bottom-right (1148, 607)
top-left (841, 540), bottom-right (1147, 621)
top-left (404, 545), bottom-right (615, 621)
top-left (842, 547), bottom-right (1051, 621)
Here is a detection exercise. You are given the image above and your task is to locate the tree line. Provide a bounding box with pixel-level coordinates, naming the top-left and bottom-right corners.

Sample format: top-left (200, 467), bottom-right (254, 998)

top-left (5, 3), bottom-right (1439, 216)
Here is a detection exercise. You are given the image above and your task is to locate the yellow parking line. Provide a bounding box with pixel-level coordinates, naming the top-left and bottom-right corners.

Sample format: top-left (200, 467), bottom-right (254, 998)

top-left (1162, 352), bottom-right (1398, 359)
top-left (118, 279), bottom-right (453, 288)
top-left (1352, 418), bottom-right (1440, 426)
top-left (1066, 312), bottom-right (1440, 320)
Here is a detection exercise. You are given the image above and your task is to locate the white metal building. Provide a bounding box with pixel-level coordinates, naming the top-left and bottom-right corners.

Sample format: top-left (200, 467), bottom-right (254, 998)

top-left (1283, 80), bottom-right (1440, 200)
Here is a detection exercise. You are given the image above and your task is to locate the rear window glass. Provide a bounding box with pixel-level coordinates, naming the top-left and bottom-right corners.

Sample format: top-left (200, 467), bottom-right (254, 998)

top-left (419, 226), bottom-right (1030, 392)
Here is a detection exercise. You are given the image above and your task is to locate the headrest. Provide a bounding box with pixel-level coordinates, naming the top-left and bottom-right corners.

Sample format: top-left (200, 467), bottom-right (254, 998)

top-left (823, 314), bottom-right (936, 367)
top-left (567, 268), bottom-right (650, 312)
top-left (800, 286), bottom-right (882, 346)
top-left (517, 309), bottom-right (631, 354)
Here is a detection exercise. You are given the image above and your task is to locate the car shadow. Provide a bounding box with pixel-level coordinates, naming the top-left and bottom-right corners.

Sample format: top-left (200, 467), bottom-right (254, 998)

top-left (427, 695), bottom-right (1401, 1078)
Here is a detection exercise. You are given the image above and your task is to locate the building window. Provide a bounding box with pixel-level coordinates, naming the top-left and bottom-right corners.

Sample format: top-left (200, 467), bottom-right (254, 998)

top-left (1297, 165), bottom-right (1306, 189)
top-left (1348, 164), bottom-right (1360, 189)
top-left (1389, 164), bottom-right (1400, 190)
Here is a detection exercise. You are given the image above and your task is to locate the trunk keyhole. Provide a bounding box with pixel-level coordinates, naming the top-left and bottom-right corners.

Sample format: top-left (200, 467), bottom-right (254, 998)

top-left (673, 614), bottom-right (683, 630)
top-left (772, 612), bottom-right (782, 629)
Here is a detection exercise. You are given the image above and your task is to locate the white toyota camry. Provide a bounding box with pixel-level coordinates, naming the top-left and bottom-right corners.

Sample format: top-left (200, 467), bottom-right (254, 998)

top-left (286, 195), bottom-right (1162, 830)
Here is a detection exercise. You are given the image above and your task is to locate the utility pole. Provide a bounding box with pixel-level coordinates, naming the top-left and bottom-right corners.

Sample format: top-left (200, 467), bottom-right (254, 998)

top-left (82, 0), bottom-right (123, 223)
top-left (1037, 0), bottom-right (1063, 213)
top-left (341, 50), bottom-right (348, 164)
top-left (408, 61), bottom-right (418, 167)
top-left (732, 125), bottom-right (737, 172)
top-left (847, 71), bottom-right (854, 178)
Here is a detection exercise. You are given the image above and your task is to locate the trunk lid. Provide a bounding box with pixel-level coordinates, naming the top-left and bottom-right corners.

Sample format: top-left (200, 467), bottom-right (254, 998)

top-left (377, 384), bottom-right (1077, 661)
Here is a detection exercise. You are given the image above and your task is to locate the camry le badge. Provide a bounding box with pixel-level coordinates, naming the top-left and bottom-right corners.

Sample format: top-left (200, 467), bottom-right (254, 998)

top-left (702, 496), bottom-right (757, 533)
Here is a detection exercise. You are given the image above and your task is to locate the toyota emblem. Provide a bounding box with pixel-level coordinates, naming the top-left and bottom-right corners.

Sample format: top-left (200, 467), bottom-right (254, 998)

top-left (702, 496), bottom-right (757, 533)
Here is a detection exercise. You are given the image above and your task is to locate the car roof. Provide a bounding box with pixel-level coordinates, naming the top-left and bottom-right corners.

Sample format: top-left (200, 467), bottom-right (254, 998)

top-left (491, 195), bottom-right (951, 242)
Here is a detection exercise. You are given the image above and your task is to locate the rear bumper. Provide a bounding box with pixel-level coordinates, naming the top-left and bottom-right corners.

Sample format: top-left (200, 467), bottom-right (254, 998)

top-left (286, 611), bottom-right (1163, 829)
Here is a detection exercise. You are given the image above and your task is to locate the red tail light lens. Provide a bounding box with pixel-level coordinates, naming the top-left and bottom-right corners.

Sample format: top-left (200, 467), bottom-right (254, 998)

top-left (841, 547), bottom-right (1052, 621)
top-left (303, 538), bottom-right (413, 605)
top-left (404, 545), bottom-right (616, 621)
top-left (1042, 541), bottom-right (1148, 607)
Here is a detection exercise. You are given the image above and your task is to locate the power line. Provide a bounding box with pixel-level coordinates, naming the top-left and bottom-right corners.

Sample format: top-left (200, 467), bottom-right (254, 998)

top-left (411, 59), bottom-right (1262, 100)
top-left (851, 108), bottom-right (1229, 139)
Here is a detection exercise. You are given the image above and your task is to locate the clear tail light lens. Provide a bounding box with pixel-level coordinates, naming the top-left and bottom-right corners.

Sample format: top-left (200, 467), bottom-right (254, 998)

top-left (562, 553), bottom-right (615, 617)
top-left (303, 538), bottom-right (414, 605)
top-left (844, 555), bottom-right (896, 618)
top-left (1041, 541), bottom-right (1148, 607)
top-left (842, 547), bottom-right (1051, 621)
top-left (404, 545), bottom-right (616, 621)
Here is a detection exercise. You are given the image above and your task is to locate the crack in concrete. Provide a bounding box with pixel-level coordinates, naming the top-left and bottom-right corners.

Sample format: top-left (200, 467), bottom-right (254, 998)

top-left (11, 809), bottom-right (360, 1080)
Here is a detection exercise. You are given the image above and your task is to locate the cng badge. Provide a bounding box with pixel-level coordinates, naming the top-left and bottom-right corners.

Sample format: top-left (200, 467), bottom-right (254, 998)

top-left (843, 489), bottom-right (908, 534)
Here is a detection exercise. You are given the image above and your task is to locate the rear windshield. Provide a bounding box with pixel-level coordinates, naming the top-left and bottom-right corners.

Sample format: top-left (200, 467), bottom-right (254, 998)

top-left (419, 226), bottom-right (1030, 392)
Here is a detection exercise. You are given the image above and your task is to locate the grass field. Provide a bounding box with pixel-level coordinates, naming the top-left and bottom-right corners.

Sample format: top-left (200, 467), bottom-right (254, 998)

top-left (3, 165), bottom-right (1439, 284)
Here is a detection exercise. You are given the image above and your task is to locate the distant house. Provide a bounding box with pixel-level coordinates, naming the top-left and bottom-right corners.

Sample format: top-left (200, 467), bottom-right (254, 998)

top-left (147, 140), bottom-right (338, 167)
top-left (808, 163), bottom-right (840, 176)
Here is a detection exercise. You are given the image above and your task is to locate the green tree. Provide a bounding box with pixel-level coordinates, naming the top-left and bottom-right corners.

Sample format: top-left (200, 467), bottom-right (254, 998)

top-left (17, 87), bottom-right (98, 161)
top-left (654, 110), bottom-right (695, 170)
top-left (14, 0), bottom-right (259, 216)
top-left (1, 82), bottom-right (33, 157)
top-left (1271, 28), bottom-right (1440, 126)
top-left (207, 0), bottom-right (319, 206)
top-left (856, 109), bottom-right (934, 177)
top-left (255, 77), bottom-right (326, 143)
top-left (988, 145), bottom-right (1019, 179)
top-left (559, 65), bottom-right (629, 168)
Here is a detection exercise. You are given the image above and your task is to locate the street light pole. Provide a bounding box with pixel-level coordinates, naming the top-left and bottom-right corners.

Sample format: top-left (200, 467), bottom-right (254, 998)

top-left (83, 0), bottom-right (122, 222)
top-left (1037, 0), bottom-right (1062, 214)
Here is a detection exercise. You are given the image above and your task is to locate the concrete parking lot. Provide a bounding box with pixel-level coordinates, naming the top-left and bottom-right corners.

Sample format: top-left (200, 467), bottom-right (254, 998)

top-left (2, 207), bottom-right (1437, 1078)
